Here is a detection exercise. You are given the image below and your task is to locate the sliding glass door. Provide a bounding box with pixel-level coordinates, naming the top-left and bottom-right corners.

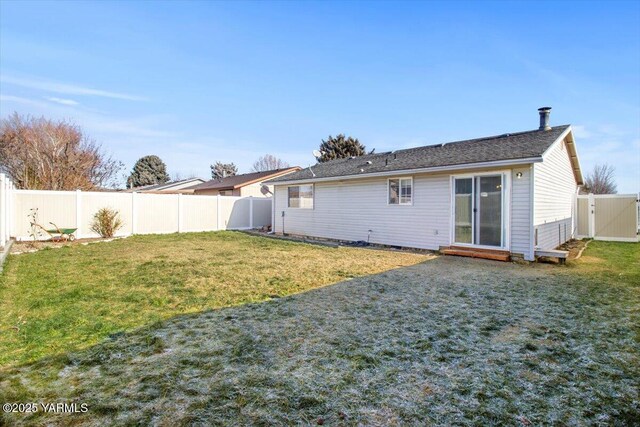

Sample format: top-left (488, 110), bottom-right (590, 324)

top-left (453, 174), bottom-right (504, 248)
top-left (454, 178), bottom-right (473, 244)
top-left (476, 175), bottom-right (503, 246)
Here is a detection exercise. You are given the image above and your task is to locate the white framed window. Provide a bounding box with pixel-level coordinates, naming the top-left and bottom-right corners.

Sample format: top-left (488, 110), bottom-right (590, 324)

top-left (288, 184), bottom-right (314, 208)
top-left (388, 177), bottom-right (412, 205)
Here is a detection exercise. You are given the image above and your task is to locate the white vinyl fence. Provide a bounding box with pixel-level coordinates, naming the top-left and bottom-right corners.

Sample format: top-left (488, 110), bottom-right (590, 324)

top-left (0, 174), bottom-right (272, 243)
top-left (576, 193), bottom-right (639, 242)
top-left (0, 174), bottom-right (16, 248)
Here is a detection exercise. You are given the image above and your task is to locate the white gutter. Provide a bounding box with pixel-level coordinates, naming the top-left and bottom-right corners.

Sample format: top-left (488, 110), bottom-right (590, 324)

top-left (268, 157), bottom-right (543, 186)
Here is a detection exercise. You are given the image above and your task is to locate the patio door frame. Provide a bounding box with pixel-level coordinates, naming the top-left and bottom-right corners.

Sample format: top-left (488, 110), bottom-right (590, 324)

top-left (450, 170), bottom-right (511, 251)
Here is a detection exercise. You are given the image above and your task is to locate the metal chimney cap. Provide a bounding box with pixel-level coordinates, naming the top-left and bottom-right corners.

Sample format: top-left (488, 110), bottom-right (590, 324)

top-left (538, 106), bottom-right (552, 131)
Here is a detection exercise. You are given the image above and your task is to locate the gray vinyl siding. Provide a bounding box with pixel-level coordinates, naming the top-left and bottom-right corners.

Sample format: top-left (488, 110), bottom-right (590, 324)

top-left (274, 174), bottom-right (451, 250)
top-left (274, 167), bottom-right (534, 258)
top-left (535, 218), bottom-right (573, 250)
top-left (510, 166), bottom-right (533, 260)
top-left (534, 138), bottom-right (577, 228)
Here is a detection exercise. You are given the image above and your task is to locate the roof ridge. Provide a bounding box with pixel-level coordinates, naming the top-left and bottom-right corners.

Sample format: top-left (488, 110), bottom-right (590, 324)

top-left (266, 124), bottom-right (572, 183)
top-left (392, 125), bottom-right (571, 154)
top-left (311, 125), bottom-right (571, 165)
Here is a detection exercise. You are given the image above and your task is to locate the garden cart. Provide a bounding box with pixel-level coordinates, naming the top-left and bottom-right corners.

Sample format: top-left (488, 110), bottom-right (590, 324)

top-left (32, 221), bottom-right (77, 242)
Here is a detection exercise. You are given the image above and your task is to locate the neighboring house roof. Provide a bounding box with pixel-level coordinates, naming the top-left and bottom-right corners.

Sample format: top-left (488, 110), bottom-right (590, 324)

top-left (192, 167), bottom-right (301, 192)
top-left (123, 177), bottom-right (205, 193)
top-left (268, 125), bottom-right (582, 184)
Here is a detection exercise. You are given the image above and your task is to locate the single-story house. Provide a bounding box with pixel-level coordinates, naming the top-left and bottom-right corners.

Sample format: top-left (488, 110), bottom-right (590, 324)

top-left (266, 108), bottom-right (584, 261)
top-left (192, 167), bottom-right (301, 197)
top-left (123, 177), bottom-right (206, 194)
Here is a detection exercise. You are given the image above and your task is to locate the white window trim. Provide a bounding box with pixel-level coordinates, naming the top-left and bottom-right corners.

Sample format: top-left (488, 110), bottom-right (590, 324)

top-left (387, 177), bottom-right (413, 206)
top-left (448, 170), bottom-right (511, 251)
top-left (287, 184), bottom-right (314, 209)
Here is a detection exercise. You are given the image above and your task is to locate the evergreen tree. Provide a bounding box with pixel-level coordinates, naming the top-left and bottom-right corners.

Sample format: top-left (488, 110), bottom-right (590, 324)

top-left (127, 155), bottom-right (170, 188)
top-left (317, 134), bottom-right (369, 163)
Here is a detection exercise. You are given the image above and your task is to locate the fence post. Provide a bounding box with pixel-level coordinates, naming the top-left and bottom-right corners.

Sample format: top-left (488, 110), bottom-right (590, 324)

top-left (178, 193), bottom-right (183, 233)
top-left (637, 192), bottom-right (640, 235)
top-left (572, 192), bottom-right (577, 238)
top-left (132, 192), bottom-right (138, 235)
top-left (217, 194), bottom-right (221, 230)
top-left (3, 175), bottom-right (12, 245)
top-left (3, 174), bottom-right (9, 246)
top-left (249, 197), bottom-right (254, 229)
top-left (76, 189), bottom-right (82, 238)
top-left (0, 174), bottom-right (5, 247)
top-left (271, 194), bottom-right (275, 232)
top-left (588, 193), bottom-right (595, 238)
top-left (6, 178), bottom-right (11, 244)
top-left (8, 179), bottom-right (14, 243)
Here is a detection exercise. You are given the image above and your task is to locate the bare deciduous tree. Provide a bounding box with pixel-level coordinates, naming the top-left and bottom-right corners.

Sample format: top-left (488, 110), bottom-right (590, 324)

top-left (584, 163), bottom-right (617, 194)
top-left (171, 172), bottom-right (200, 182)
top-left (0, 113), bottom-right (122, 190)
top-left (250, 154), bottom-right (290, 172)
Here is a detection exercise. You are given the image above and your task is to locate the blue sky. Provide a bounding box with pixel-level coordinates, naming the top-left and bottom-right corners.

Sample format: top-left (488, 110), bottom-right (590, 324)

top-left (1, 0), bottom-right (639, 191)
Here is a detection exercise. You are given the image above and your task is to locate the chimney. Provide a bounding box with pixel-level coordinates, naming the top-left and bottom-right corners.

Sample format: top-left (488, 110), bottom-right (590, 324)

top-left (538, 107), bottom-right (552, 131)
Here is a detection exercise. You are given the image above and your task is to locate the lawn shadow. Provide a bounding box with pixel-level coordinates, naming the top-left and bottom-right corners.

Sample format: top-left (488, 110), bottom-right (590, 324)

top-left (2, 255), bottom-right (639, 426)
top-left (0, 231), bottom-right (430, 368)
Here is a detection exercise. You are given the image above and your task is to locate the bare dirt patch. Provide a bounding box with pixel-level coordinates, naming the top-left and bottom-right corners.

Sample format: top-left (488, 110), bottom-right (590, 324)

top-left (9, 237), bottom-right (123, 254)
top-left (558, 238), bottom-right (588, 260)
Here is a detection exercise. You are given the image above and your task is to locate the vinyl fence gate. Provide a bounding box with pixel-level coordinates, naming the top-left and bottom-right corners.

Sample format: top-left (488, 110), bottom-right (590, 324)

top-left (576, 194), bottom-right (640, 242)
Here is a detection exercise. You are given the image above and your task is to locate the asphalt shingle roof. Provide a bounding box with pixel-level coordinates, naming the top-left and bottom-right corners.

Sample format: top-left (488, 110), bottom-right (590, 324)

top-left (193, 167), bottom-right (300, 191)
top-left (124, 177), bottom-right (204, 192)
top-left (268, 125), bottom-right (570, 183)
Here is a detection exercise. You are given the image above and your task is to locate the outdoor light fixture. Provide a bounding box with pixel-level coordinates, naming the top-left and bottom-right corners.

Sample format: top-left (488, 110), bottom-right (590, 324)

top-left (516, 172), bottom-right (523, 179)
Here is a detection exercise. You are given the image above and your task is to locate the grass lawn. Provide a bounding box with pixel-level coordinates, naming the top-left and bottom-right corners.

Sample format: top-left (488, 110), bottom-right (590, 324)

top-left (1, 237), bottom-right (638, 425)
top-left (0, 231), bottom-right (427, 367)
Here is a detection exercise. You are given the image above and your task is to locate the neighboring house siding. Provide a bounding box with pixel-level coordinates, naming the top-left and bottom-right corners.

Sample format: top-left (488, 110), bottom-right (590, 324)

top-left (533, 137), bottom-right (578, 249)
top-left (163, 180), bottom-right (205, 191)
top-left (193, 189), bottom-right (230, 196)
top-left (193, 189), bottom-right (240, 196)
top-left (510, 166), bottom-right (533, 260)
top-left (274, 168), bottom-right (533, 255)
top-left (193, 184), bottom-right (272, 197)
top-left (239, 183), bottom-right (273, 197)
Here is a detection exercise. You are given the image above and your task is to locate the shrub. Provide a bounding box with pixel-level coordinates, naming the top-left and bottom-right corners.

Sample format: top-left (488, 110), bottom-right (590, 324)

top-left (90, 207), bottom-right (123, 238)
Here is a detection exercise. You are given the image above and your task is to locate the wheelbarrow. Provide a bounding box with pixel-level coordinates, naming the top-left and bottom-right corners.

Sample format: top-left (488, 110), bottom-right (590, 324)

top-left (31, 221), bottom-right (77, 242)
